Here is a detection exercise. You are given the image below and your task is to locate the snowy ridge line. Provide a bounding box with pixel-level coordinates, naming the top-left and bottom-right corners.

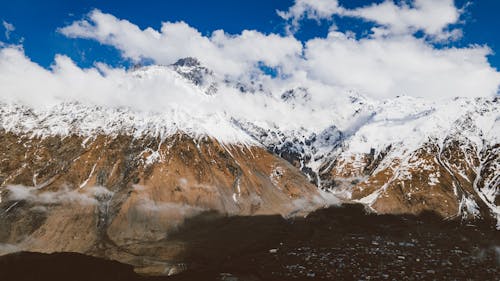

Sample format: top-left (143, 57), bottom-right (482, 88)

top-left (332, 97), bottom-right (499, 171)
top-left (239, 97), bottom-right (498, 180)
top-left (0, 102), bottom-right (259, 146)
top-left (1, 56), bottom-right (497, 153)
top-left (0, 96), bottom-right (498, 171)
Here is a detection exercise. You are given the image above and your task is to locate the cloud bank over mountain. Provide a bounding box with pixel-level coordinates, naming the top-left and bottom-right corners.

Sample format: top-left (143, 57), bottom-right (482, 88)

top-left (0, 0), bottom-right (499, 117)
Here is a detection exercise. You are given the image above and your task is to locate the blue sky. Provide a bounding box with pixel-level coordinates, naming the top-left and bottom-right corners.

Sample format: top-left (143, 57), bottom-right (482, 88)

top-left (1, 0), bottom-right (499, 70)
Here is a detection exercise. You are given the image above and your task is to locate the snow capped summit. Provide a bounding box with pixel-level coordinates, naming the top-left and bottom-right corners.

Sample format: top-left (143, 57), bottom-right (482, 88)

top-left (173, 57), bottom-right (201, 68)
top-left (281, 87), bottom-right (311, 108)
top-left (172, 57), bottom-right (218, 95)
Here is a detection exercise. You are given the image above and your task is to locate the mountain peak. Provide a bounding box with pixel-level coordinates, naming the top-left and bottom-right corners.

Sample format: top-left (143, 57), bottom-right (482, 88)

top-left (171, 57), bottom-right (218, 95)
top-left (173, 57), bottom-right (201, 67)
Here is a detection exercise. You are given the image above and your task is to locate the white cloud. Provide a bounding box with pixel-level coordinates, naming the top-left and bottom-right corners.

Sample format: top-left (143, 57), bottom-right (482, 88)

top-left (2, 20), bottom-right (15, 40)
top-left (302, 32), bottom-right (499, 99)
top-left (59, 9), bottom-right (302, 78)
top-left (277, 0), bottom-right (343, 33)
top-left (345, 0), bottom-right (463, 41)
top-left (278, 0), bottom-right (463, 40)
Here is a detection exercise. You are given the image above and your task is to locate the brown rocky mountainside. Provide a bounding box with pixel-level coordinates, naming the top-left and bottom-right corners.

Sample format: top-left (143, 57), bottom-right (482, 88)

top-left (0, 131), bottom-right (327, 274)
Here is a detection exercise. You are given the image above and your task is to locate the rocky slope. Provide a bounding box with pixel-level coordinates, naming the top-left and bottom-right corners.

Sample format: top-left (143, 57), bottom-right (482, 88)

top-left (0, 114), bottom-right (327, 273)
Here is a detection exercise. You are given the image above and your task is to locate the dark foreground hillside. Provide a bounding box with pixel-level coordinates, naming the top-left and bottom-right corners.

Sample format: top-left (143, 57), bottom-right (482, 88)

top-left (1, 204), bottom-right (499, 281)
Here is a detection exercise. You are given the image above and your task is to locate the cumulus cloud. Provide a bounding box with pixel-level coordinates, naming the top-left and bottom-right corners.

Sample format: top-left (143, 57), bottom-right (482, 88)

top-left (302, 32), bottom-right (499, 99)
top-left (0, 46), bottom-right (332, 135)
top-left (277, 0), bottom-right (343, 33)
top-left (9, 8), bottom-right (497, 101)
top-left (278, 0), bottom-right (463, 40)
top-left (59, 9), bottom-right (302, 78)
top-left (289, 191), bottom-right (341, 217)
top-left (54, 9), bottom-right (500, 100)
top-left (344, 0), bottom-right (463, 41)
top-left (2, 20), bottom-right (15, 40)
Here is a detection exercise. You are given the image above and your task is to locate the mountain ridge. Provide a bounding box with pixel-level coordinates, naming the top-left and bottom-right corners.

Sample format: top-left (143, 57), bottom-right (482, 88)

top-left (0, 59), bottom-right (498, 227)
top-left (0, 60), bottom-right (498, 275)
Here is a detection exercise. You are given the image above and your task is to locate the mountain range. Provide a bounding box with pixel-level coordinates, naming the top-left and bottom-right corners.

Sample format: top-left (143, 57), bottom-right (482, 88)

top-left (0, 58), bottom-right (498, 274)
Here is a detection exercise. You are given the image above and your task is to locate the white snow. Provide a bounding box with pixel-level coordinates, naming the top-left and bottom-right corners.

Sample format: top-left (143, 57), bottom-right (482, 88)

top-left (356, 189), bottom-right (382, 206)
top-left (79, 163), bottom-right (97, 188)
top-left (458, 196), bottom-right (481, 219)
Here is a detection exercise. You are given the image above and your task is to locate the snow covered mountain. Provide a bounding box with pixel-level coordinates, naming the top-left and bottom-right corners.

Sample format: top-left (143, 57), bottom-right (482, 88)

top-left (0, 58), bottom-right (498, 225)
top-left (0, 58), bottom-right (498, 274)
top-left (0, 59), bottom-right (499, 273)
